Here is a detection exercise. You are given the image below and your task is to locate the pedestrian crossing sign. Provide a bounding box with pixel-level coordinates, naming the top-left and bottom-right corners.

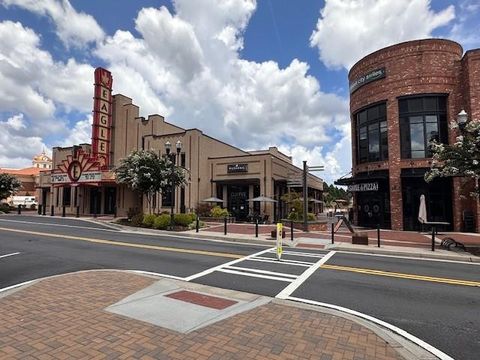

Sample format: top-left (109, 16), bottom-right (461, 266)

top-left (276, 223), bottom-right (283, 260)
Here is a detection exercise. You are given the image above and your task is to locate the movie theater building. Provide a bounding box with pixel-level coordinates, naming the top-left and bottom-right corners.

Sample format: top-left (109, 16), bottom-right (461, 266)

top-left (336, 39), bottom-right (480, 232)
top-left (38, 68), bottom-right (323, 221)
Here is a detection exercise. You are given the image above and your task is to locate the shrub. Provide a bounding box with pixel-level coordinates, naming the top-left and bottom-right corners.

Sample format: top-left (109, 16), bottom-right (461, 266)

top-left (188, 220), bottom-right (205, 230)
top-left (174, 213), bottom-right (195, 227)
top-left (210, 206), bottom-right (229, 218)
top-left (127, 207), bottom-right (140, 220)
top-left (196, 203), bottom-right (213, 217)
top-left (188, 212), bottom-right (197, 222)
top-left (131, 213), bottom-right (144, 227)
top-left (153, 214), bottom-right (171, 230)
top-left (287, 212), bottom-right (316, 221)
top-left (143, 214), bottom-right (157, 228)
top-left (0, 203), bottom-right (10, 214)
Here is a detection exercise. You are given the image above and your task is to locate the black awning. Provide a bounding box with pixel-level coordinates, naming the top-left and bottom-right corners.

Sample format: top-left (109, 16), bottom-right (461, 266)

top-left (401, 168), bottom-right (429, 178)
top-left (335, 170), bottom-right (389, 185)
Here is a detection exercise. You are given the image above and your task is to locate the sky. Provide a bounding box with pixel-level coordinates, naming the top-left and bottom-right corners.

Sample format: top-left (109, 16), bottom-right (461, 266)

top-left (0, 0), bottom-right (479, 185)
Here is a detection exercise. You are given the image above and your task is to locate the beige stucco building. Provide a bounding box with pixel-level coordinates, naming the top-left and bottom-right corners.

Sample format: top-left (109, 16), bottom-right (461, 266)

top-left (38, 68), bottom-right (323, 221)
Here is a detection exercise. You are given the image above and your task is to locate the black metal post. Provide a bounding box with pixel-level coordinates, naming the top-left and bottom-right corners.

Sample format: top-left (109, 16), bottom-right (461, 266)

top-left (62, 206), bottom-right (66, 217)
top-left (196, 214), bottom-right (199, 233)
top-left (290, 220), bottom-right (294, 241)
top-left (113, 206), bottom-right (117, 218)
top-left (431, 226), bottom-right (435, 251)
top-left (37, 204), bottom-right (42, 215)
top-left (76, 206), bottom-right (80, 218)
top-left (331, 222), bottom-right (334, 244)
top-left (170, 173), bottom-right (174, 230)
top-left (93, 198), bottom-right (97, 218)
top-left (17, 204), bottom-right (21, 215)
top-left (255, 218), bottom-right (258, 238)
top-left (50, 205), bottom-right (54, 216)
top-left (224, 216), bottom-right (227, 235)
top-left (377, 224), bottom-right (380, 247)
top-left (302, 160), bottom-right (308, 232)
top-left (42, 204), bottom-right (46, 216)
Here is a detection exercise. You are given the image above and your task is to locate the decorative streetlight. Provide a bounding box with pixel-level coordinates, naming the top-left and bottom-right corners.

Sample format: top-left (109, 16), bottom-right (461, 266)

top-left (457, 109), bottom-right (468, 129)
top-left (165, 140), bottom-right (182, 229)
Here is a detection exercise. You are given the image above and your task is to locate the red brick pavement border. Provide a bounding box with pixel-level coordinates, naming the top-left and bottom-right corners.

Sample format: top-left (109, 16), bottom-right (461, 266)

top-left (0, 271), bottom-right (406, 360)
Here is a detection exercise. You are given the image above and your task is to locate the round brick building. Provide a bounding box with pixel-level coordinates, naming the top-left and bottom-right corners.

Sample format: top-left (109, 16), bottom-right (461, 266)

top-left (337, 39), bottom-right (480, 232)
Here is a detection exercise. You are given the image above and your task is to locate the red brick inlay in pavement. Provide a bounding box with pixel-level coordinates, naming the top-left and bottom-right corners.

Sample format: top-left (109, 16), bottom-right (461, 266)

top-left (165, 290), bottom-right (238, 310)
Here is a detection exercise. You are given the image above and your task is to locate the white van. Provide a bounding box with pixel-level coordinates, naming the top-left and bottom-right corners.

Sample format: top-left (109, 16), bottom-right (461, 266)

top-left (11, 196), bottom-right (38, 208)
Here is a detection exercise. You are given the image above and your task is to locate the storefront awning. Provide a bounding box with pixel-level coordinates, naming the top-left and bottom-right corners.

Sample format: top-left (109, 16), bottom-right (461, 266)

top-left (400, 168), bottom-right (429, 178)
top-left (335, 170), bottom-right (389, 186)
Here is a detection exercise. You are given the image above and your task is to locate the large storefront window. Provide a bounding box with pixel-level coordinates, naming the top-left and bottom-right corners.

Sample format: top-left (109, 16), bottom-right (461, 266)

top-left (356, 103), bottom-right (388, 164)
top-left (399, 96), bottom-right (448, 159)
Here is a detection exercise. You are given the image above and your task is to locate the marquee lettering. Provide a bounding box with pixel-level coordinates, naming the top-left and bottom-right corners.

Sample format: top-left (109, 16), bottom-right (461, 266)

top-left (92, 68), bottom-right (113, 168)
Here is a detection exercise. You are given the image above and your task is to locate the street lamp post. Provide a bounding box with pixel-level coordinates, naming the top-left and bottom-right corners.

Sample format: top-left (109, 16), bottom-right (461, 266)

top-left (165, 140), bottom-right (182, 230)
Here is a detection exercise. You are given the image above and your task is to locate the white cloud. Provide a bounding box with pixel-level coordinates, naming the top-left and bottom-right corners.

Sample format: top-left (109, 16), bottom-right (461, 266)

top-left (449, 0), bottom-right (480, 48)
top-left (59, 115), bottom-right (92, 147)
top-left (310, 0), bottom-right (456, 70)
top-left (0, 20), bottom-right (94, 136)
top-left (1, 0), bottom-right (104, 47)
top-left (94, 2), bottom-right (349, 155)
top-left (0, 113), bottom-right (49, 168)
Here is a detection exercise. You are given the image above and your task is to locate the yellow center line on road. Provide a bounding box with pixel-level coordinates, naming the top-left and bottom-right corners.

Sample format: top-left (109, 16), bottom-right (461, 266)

top-left (0, 226), bottom-right (243, 259)
top-left (320, 264), bottom-right (480, 287)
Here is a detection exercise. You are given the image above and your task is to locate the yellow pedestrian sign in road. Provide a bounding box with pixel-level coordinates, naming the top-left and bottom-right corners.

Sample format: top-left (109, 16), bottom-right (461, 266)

top-left (276, 222), bottom-right (283, 260)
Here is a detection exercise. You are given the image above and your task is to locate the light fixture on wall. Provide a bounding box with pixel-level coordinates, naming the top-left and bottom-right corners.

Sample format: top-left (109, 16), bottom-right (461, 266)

top-left (457, 109), bottom-right (468, 129)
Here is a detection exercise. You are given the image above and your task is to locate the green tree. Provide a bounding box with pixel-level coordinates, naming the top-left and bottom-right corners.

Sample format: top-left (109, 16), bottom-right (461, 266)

top-left (0, 173), bottom-right (22, 201)
top-left (115, 150), bottom-right (187, 213)
top-left (426, 119), bottom-right (480, 196)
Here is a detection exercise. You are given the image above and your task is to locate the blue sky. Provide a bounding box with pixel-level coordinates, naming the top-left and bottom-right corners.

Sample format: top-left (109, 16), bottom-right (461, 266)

top-left (0, 0), bottom-right (479, 185)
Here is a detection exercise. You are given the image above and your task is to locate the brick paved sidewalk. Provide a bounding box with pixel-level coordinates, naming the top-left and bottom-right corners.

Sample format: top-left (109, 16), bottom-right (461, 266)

top-left (0, 271), bottom-right (406, 360)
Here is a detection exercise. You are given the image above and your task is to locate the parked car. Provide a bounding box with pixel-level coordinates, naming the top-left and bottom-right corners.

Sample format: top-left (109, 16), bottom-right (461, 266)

top-left (10, 196), bottom-right (38, 208)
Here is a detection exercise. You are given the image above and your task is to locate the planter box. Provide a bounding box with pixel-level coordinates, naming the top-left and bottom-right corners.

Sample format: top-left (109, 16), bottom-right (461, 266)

top-left (352, 232), bottom-right (369, 245)
top-left (288, 221), bottom-right (327, 232)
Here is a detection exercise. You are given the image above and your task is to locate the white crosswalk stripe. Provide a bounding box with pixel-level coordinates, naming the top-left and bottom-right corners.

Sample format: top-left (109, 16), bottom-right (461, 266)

top-left (190, 248), bottom-right (332, 285)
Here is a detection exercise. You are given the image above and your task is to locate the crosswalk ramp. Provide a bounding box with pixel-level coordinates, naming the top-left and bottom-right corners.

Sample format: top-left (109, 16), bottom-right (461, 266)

top-left (187, 247), bottom-right (336, 297)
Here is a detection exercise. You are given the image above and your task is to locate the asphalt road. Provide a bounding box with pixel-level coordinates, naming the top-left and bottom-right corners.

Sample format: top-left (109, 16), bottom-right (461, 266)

top-left (0, 215), bottom-right (479, 359)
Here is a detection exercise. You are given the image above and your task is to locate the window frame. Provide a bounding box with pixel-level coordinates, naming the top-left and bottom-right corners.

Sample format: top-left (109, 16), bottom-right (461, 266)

top-left (355, 102), bottom-right (388, 164)
top-left (398, 95), bottom-right (448, 159)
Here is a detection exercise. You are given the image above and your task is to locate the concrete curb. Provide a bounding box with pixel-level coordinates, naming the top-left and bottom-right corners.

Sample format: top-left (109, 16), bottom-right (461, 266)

top-left (325, 243), bottom-right (480, 263)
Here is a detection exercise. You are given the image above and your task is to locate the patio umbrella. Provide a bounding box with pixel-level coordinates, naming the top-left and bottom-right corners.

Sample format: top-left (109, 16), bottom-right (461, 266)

top-left (418, 194), bottom-right (427, 224)
top-left (248, 196), bottom-right (277, 203)
top-left (202, 197), bottom-right (224, 203)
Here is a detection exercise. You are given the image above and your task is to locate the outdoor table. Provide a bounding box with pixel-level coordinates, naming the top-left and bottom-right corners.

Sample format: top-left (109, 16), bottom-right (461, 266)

top-left (424, 221), bottom-right (450, 251)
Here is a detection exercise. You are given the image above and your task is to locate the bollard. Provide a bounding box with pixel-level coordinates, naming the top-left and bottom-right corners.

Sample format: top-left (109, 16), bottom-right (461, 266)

top-left (113, 206), bottom-right (117, 218)
top-left (17, 204), bottom-right (21, 215)
top-left (224, 216), bottom-right (227, 235)
top-left (93, 202), bottom-right (97, 218)
top-left (50, 205), bottom-right (54, 216)
top-left (290, 220), bottom-right (294, 241)
top-left (42, 204), bottom-right (46, 216)
top-left (377, 224), bottom-right (380, 248)
top-left (331, 222), bottom-right (334, 244)
top-left (431, 226), bottom-right (435, 251)
top-left (37, 204), bottom-right (42, 215)
top-left (196, 215), bottom-right (199, 233)
top-left (76, 206), bottom-right (80, 218)
top-left (62, 206), bottom-right (66, 217)
top-left (255, 218), bottom-right (258, 238)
